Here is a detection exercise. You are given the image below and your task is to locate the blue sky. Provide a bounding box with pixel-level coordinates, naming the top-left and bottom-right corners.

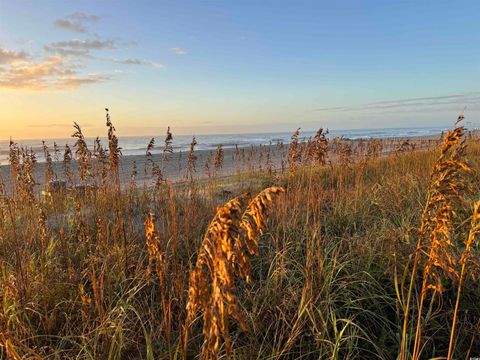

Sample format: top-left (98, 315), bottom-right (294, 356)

top-left (0, 0), bottom-right (479, 139)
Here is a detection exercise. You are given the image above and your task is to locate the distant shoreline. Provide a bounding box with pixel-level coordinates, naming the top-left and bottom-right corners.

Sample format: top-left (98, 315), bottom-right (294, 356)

top-left (0, 126), bottom-right (454, 166)
top-left (0, 125), bottom-right (456, 142)
top-left (0, 132), bottom-right (459, 193)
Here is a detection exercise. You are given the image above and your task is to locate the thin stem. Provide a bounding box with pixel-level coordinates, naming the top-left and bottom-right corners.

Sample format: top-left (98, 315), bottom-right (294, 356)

top-left (400, 191), bottom-right (432, 359)
top-left (448, 267), bottom-right (465, 360)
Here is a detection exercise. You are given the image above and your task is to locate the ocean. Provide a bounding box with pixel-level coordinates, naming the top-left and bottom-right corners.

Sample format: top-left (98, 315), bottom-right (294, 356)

top-left (0, 126), bottom-right (449, 165)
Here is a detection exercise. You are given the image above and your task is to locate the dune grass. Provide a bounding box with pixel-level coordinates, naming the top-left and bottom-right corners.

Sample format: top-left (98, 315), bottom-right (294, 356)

top-left (1, 115), bottom-right (480, 359)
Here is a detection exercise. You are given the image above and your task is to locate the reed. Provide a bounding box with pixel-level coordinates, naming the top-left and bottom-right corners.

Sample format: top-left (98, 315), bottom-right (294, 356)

top-left (288, 128), bottom-right (301, 171)
top-left (185, 186), bottom-right (284, 359)
top-left (93, 136), bottom-right (108, 188)
top-left (400, 116), bottom-right (472, 359)
top-left (186, 136), bottom-right (198, 181)
top-left (213, 144), bottom-right (224, 177)
top-left (162, 126), bottom-right (174, 164)
top-left (105, 109), bottom-right (122, 188)
top-left (1, 110), bottom-right (480, 359)
top-left (42, 141), bottom-right (54, 187)
top-left (311, 128), bottom-right (329, 166)
top-left (448, 201), bottom-right (480, 359)
top-left (72, 122), bottom-right (92, 186)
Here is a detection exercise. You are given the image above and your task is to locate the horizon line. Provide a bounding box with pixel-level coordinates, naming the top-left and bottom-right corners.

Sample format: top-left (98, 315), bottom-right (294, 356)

top-left (0, 123), bottom-right (462, 142)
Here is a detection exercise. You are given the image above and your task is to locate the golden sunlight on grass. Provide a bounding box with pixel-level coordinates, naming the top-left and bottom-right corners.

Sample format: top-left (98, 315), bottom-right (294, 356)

top-left (0, 111), bottom-right (480, 359)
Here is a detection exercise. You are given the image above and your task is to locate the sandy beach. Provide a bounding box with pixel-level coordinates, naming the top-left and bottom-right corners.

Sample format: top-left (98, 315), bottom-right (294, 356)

top-left (0, 133), bottom-right (451, 194)
top-left (0, 142), bottom-right (287, 192)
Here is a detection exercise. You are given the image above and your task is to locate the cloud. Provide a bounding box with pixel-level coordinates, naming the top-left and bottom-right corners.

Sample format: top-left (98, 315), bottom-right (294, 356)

top-left (56, 74), bottom-right (111, 89)
top-left (1, 12), bottom-right (162, 92)
top-left (45, 39), bottom-right (119, 57)
top-left (112, 57), bottom-right (164, 68)
top-left (170, 47), bottom-right (186, 55)
top-left (68, 12), bottom-right (100, 22)
top-left (0, 56), bottom-right (71, 90)
top-left (314, 93), bottom-right (480, 113)
top-left (54, 12), bottom-right (100, 33)
top-left (55, 19), bottom-right (87, 33)
top-left (0, 55), bottom-right (110, 90)
top-left (0, 48), bottom-right (29, 64)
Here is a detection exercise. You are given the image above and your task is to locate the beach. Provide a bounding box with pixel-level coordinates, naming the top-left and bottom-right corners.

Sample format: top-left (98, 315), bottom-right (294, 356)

top-left (0, 133), bottom-right (449, 193)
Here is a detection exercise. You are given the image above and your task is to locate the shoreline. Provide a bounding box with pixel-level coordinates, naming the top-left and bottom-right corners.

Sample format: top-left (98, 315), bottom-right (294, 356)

top-left (0, 127), bottom-right (452, 166)
top-left (1, 131), bottom-right (476, 193)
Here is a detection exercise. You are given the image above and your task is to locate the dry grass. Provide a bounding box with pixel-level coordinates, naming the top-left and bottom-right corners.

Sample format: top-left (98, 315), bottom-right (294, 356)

top-left (399, 116), bottom-right (473, 359)
top-left (185, 186), bottom-right (284, 359)
top-left (0, 113), bottom-right (480, 359)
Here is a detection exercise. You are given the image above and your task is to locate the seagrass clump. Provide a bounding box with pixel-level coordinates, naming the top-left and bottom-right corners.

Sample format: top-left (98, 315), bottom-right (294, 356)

top-left (366, 138), bottom-right (383, 158)
top-left (186, 136), bottom-right (198, 181)
top-left (163, 126), bottom-right (174, 161)
top-left (144, 210), bottom-right (164, 283)
top-left (185, 186), bottom-right (285, 359)
top-left (213, 144), bottom-right (224, 176)
top-left (63, 144), bottom-right (73, 186)
top-left (145, 137), bottom-right (155, 177)
top-left (288, 128), bottom-right (301, 171)
top-left (18, 148), bottom-right (37, 204)
top-left (72, 122), bottom-right (91, 185)
top-left (93, 137), bottom-right (108, 187)
top-left (8, 140), bottom-right (20, 193)
top-left (418, 118), bottom-right (470, 293)
top-left (333, 138), bottom-right (352, 165)
top-left (305, 128), bottom-right (329, 166)
top-left (236, 186), bottom-right (286, 282)
top-left (400, 115), bottom-right (473, 359)
top-left (42, 141), bottom-right (54, 186)
top-left (105, 109), bottom-right (122, 187)
top-left (152, 162), bottom-right (164, 189)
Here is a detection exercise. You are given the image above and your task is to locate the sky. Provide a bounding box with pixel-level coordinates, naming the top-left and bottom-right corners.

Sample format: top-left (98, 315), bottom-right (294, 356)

top-left (0, 0), bottom-right (479, 139)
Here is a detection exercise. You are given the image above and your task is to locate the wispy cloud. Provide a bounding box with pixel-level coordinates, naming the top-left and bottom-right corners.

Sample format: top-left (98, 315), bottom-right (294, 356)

top-left (0, 56), bottom-right (72, 90)
top-left (0, 55), bottom-right (110, 91)
top-left (170, 47), bottom-right (186, 55)
top-left (45, 38), bottom-right (119, 57)
top-left (68, 12), bottom-right (100, 22)
top-left (314, 93), bottom-right (480, 112)
top-left (2, 12), bottom-right (165, 92)
top-left (56, 74), bottom-right (111, 89)
top-left (0, 48), bottom-right (29, 64)
top-left (54, 12), bottom-right (100, 33)
top-left (112, 57), bottom-right (164, 68)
